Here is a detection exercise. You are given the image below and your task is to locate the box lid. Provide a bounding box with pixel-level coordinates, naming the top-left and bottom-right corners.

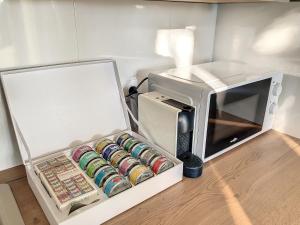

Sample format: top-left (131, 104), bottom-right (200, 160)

top-left (1, 59), bottom-right (130, 163)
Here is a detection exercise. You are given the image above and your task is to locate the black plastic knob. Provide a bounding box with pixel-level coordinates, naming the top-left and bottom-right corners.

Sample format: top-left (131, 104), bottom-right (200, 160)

top-left (178, 152), bottom-right (203, 178)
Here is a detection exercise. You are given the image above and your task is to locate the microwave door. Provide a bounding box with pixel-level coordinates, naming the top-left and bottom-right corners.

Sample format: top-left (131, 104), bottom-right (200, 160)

top-left (205, 78), bottom-right (271, 159)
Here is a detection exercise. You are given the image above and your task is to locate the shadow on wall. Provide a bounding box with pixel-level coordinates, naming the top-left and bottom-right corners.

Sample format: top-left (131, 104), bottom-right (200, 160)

top-left (119, 26), bottom-right (200, 94)
top-left (215, 4), bottom-right (300, 77)
top-left (129, 26), bottom-right (197, 93)
top-left (248, 8), bottom-right (300, 76)
top-left (253, 9), bottom-right (300, 57)
top-left (155, 27), bottom-right (195, 68)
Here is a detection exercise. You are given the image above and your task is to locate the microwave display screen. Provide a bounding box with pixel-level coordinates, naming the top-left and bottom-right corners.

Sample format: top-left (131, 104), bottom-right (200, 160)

top-left (205, 78), bottom-right (271, 158)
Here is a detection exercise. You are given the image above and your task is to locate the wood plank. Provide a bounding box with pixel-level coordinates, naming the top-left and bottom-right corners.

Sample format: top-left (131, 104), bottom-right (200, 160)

top-left (2, 130), bottom-right (300, 225)
top-left (9, 178), bottom-right (49, 225)
top-left (0, 165), bottom-right (26, 183)
top-left (104, 130), bottom-right (300, 225)
top-left (0, 184), bottom-right (25, 225)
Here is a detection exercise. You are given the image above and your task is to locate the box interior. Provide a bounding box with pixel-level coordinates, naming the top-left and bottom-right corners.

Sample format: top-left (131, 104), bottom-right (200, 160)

top-left (27, 131), bottom-right (182, 223)
top-left (1, 60), bottom-right (130, 163)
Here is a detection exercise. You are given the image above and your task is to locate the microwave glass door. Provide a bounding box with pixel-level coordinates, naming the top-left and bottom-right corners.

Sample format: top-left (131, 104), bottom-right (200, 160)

top-left (205, 78), bottom-right (272, 159)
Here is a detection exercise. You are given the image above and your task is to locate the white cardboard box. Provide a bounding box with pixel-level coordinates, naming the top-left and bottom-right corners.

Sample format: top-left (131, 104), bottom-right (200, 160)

top-left (1, 59), bottom-right (183, 225)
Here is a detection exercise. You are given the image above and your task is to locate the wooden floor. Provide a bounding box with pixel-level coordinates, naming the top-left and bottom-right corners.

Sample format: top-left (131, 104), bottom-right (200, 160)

top-left (1, 130), bottom-right (300, 225)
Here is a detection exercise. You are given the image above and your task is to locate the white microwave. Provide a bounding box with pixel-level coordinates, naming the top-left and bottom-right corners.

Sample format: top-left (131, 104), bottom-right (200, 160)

top-left (139, 61), bottom-right (283, 162)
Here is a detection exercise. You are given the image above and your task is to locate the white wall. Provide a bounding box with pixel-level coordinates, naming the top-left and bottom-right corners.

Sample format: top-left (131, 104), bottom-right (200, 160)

top-left (213, 3), bottom-right (300, 139)
top-left (75, 0), bottom-right (217, 86)
top-left (0, 0), bottom-right (78, 171)
top-left (0, 0), bottom-right (217, 171)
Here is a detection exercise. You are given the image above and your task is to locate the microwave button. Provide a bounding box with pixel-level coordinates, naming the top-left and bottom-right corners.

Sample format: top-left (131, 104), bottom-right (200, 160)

top-left (272, 83), bottom-right (282, 97)
top-left (269, 102), bottom-right (277, 114)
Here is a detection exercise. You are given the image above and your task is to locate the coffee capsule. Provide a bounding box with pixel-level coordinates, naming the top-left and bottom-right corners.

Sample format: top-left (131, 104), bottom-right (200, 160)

top-left (102, 144), bottom-right (121, 161)
top-left (79, 151), bottom-right (100, 170)
top-left (122, 137), bottom-right (134, 150)
top-left (118, 157), bottom-right (140, 176)
top-left (86, 158), bottom-right (108, 178)
top-left (115, 133), bottom-right (132, 146)
top-left (140, 149), bottom-right (160, 166)
top-left (131, 143), bottom-right (149, 159)
top-left (110, 150), bottom-right (130, 168)
top-left (72, 145), bottom-right (93, 162)
top-left (95, 138), bottom-right (114, 154)
top-left (129, 165), bottom-right (154, 185)
top-left (94, 166), bottom-right (118, 187)
top-left (124, 138), bottom-right (140, 153)
top-left (151, 156), bottom-right (174, 174)
top-left (103, 175), bottom-right (132, 197)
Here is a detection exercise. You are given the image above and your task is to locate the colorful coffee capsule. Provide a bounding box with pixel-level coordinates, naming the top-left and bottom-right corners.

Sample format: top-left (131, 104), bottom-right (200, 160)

top-left (118, 157), bottom-right (140, 176)
top-left (115, 133), bottom-right (132, 146)
top-left (95, 138), bottom-right (114, 154)
top-left (110, 150), bottom-right (130, 168)
top-left (72, 145), bottom-right (93, 162)
top-left (122, 137), bottom-right (134, 148)
top-left (79, 151), bottom-right (100, 170)
top-left (103, 175), bottom-right (132, 198)
top-left (102, 144), bottom-right (121, 161)
top-left (140, 149), bottom-right (160, 166)
top-left (151, 156), bottom-right (174, 174)
top-left (94, 166), bottom-right (118, 187)
top-left (86, 158), bottom-right (108, 178)
top-left (129, 165), bottom-right (154, 185)
top-left (131, 143), bottom-right (149, 159)
top-left (123, 138), bottom-right (140, 153)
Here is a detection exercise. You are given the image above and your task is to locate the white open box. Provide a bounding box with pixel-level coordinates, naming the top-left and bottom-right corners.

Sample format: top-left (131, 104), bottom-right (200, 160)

top-left (1, 59), bottom-right (183, 225)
